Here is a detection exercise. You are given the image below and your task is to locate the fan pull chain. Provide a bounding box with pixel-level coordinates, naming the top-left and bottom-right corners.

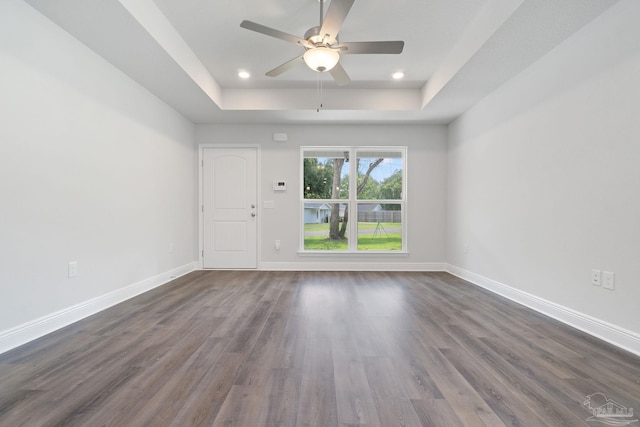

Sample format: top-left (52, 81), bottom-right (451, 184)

top-left (316, 73), bottom-right (323, 112)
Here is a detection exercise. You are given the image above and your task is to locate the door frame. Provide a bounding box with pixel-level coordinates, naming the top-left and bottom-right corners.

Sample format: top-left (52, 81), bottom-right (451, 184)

top-left (199, 144), bottom-right (261, 270)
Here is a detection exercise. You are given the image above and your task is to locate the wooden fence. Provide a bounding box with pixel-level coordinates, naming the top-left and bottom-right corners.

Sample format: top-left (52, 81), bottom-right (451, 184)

top-left (357, 211), bottom-right (401, 223)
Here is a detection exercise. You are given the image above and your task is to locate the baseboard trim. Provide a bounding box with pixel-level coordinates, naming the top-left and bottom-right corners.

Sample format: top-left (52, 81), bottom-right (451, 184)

top-left (0, 262), bottom-right (199, 356)
top-left (260, 261), bottom-right (446, 272)
top-left (445, 264), bottom-right (640, 357)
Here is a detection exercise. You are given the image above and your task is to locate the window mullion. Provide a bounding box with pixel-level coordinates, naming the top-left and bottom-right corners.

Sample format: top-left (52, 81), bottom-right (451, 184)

top-left (348, 148), bottom-right (357, 251)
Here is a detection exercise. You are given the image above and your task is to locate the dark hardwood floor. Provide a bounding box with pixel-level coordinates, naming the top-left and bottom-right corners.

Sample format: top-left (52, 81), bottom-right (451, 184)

top-left (1, 271), bottom-right (639, 426)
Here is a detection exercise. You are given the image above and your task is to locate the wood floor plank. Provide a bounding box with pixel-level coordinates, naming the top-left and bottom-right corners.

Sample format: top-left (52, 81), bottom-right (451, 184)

top-left (169, 351), bottom-right (245, 427)
top-left (404, 335), bottom-right (506, 426)
top-left (440, 345), bottom-right (549, 426)
top-left (389, 332), bottom-right (444, 401)
top-left (362, 356), bottom-right (425, 426)
top-left (410, 398), bottom-right (469, 427)
top-left (234, 312), bottom-right (288, 387)
top-left (296, 336), bottom-right (338, 427)
top-left (212, 385), bottom-right (261, 427)
top-left (259, 367), bottom-right (303, 426)
top-left (332, 337), bottom-right (381, 426)
top-left (445, 324), bottom-right (588, 425)
top-left (273, 313), bottom-right (307, 370)
top-left (477, 336), bottom-right (602, 423)
top-left (98, 336), bottom-right (229, 426)
top-left (226, 300), bottom-right (275, 354)
top-left (1, 270), bottom-right (639, 426)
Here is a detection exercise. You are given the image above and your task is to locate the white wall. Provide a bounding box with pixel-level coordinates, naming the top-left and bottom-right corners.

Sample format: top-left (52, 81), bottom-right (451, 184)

top-left (197, 124), bottom-right (448, 270)
top-left (447, 0), bottom-right (640, 344)
top-left (0, 0), bottom-right (198, 349)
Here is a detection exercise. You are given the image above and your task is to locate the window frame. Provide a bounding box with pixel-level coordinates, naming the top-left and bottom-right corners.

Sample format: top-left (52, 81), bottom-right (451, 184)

top-left (299, 146), bottom-right (408, 254)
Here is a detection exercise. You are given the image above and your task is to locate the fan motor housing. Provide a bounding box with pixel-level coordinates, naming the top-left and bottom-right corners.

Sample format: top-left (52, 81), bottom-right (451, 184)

top-left (304, 26), bottom-right (338, 46)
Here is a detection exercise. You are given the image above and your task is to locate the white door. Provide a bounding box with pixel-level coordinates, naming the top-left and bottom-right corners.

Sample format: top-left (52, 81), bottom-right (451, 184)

top-left (203, 147), bottom-right (257, 269)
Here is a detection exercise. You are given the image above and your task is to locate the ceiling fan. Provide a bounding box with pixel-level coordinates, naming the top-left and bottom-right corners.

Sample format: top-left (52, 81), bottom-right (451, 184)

top-left (240, 0), bottom-right (404, 86)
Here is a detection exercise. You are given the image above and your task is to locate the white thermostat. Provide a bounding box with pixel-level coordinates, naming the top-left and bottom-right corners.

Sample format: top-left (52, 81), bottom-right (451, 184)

top-left (273, 180), bottom-right (287, 191)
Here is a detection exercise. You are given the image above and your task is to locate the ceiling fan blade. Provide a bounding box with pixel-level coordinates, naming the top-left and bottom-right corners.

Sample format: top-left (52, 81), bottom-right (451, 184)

top-left (240, 20), bottom-right (311, 48)
top-left (329, 62), bottom-right (351, 86)
top-left (338, 41), bottom-right (405, 54)
top-left (265, 56), bottom-right (304, 77)
top-left (319, 0), bottom-right (355, 43)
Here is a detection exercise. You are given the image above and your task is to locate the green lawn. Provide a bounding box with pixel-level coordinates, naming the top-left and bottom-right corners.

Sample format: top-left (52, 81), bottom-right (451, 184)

top-left (303, 223), bottom-right (335, 232)
top-left (304, 235), bottom-right (349, 250)
top-left (304, 222), bottom-right (401, 250)
top-left (357, 235), bottom-right (402, 250)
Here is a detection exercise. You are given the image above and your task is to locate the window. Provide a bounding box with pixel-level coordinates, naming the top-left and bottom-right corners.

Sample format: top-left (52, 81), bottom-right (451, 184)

top-left (301, 147), bottom-right (406, 253)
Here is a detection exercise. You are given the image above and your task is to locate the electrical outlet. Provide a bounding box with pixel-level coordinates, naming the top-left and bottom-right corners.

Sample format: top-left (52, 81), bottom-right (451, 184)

top-left (68, 261), bottom-right (78, 278)
top-left (591, 269), bottom-right (601, 286)
top-left (275, 240), bottom-right (281, 251)
top-left (602, 271), bottom-right (615, 290)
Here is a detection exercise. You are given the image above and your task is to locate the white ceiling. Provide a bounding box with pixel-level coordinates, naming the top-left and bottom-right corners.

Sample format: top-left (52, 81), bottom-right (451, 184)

top-left (24, 0), bottom-right (619, 124)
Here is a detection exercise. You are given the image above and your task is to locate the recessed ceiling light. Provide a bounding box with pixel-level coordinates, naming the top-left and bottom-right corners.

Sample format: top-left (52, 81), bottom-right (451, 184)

top-left (392, 71), bottom-right (404, 80)
top-left (238, 71), bottom-right (250, 79)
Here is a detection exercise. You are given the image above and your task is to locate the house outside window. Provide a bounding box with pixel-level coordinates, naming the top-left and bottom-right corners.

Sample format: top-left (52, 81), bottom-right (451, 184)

top-left (301, 147), bottom-right (407, 253)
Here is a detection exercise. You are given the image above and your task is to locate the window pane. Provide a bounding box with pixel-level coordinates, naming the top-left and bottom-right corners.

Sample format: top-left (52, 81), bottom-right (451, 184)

top-left (303, 203), bottom-right (349, 250)
top-left (303, 155), bottom-right (349, 199)
top-left (301, 146), bottom-right (406, 253)
top-left (357, 204), bottom-right (402, 250)
top-left (356, 154), bottom-right (403, 200)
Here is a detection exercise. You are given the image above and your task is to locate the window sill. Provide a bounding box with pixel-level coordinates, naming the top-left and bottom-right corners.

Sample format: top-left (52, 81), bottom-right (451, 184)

top-left (297, 250), bottom-right (409, 257)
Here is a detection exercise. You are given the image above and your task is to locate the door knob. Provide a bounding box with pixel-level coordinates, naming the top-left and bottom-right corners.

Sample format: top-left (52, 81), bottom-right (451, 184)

top-left (251, 213), bottom-right (256, 217)
top-left (251, 204), bottom-right (256, 208)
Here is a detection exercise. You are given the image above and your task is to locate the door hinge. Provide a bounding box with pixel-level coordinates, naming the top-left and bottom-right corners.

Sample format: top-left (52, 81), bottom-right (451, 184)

top-left (201, 205), bottom-right (204, 212)
top-left (202, 250), bottom-right (204, 257)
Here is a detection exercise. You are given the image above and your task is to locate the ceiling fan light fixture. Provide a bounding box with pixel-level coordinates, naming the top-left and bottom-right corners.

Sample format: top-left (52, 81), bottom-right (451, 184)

top-left (303, 47), bottom-right (340, 72)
